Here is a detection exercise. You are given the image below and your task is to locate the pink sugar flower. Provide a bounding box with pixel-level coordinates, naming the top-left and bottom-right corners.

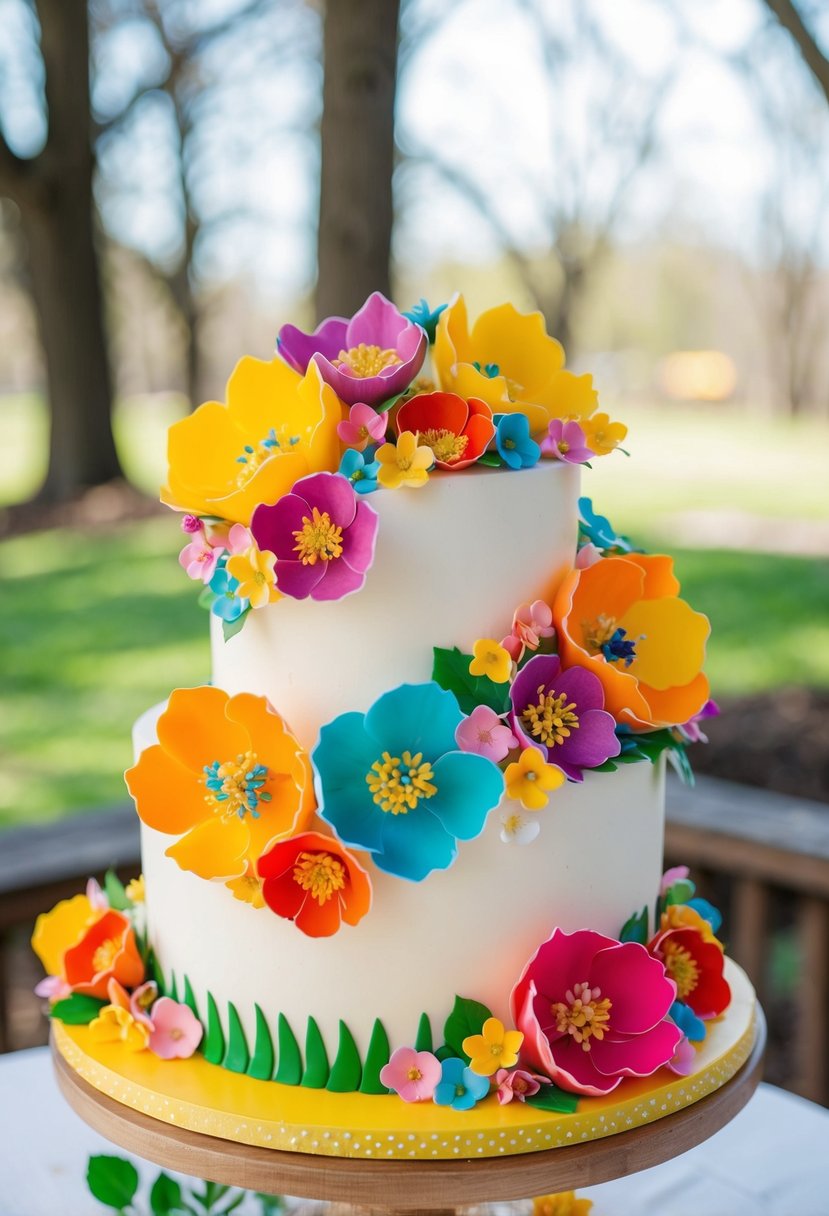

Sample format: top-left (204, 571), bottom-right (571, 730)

top-left (337, 402), bottom-right (387, 451)
top-left (495, 1067), bottom-right (548, 1105)
top-left (541, 419), bottom-right (593, 464)
top-left (129, 980), bottom-right (159, 1029)
top-left (226, 523), bottom-right (254, 555)
top-left (179, 535), bottom-right (223, 583)
top-left (455, 705), bottom-right (519, 763)
top-left (379, 1046), bottom-right (442, 1103)
top-left (659, 865), bottom-right (690, 897)
top-left (148, 996), bottom-right (203, 1060)
top-left (34, 975), bottom-right (71, 1001)
top-left (667, 1033), bottom-right (697, 1076)
top-left (503, 600), bottom-right (555, 662)
top-left (181, 514), bottom-right (203, 534)
top-left (86, 877), bottom-right (109, 910)
top-left (575, 543), bottom-right (602, 569)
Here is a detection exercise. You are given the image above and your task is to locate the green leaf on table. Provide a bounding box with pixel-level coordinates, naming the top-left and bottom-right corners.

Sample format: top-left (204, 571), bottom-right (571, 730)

top-left (104, 869), bottom-right (131, 910)
top-left (150, 1171), bottom-right (185, 1215)
top-left (443, 995), bottom-right (494, 1061)
top-left (86, 1155), bottom-right (139, 1210)
top-left (431, 646), bottom-right (510, 716)
top-left (525, 1084), bottom-right (579, 1113)
top-left (49, 994), bottom-right (106, 1024)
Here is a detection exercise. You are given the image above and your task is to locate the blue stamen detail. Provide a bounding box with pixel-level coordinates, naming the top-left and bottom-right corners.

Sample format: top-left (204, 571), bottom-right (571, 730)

top-left (601, 628), bottom-right (640, 666)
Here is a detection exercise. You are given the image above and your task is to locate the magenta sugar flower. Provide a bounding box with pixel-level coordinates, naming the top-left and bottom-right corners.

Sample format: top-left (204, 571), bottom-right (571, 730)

top-left (455, 705), bottom-right (519, 763)
top-left (277, 291), bottom-right (427, 408)
top-left (509, 653), bottom-right (620, 781)
top-left (511, 927), bottom-right (681, 1097)
top-left (380, 1046), bottom-right (442, 1102)
top-left (251, 471), bottom-right (378, 602)
top-left (541, 419), bottom-right (593, 464)
top-left (148, 996), bottom-right (203, 1060)
top-left (337, 401), bottom-right (388, 450)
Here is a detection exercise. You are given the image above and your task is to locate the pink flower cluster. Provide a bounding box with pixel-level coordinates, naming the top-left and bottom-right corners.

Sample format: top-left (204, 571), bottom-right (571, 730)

top-left (108, 977), bottom-right (203, 1059)
top-left (179, 519), bottom-right (254, 584)
top-left (501, 599), bottom-right (555, 663)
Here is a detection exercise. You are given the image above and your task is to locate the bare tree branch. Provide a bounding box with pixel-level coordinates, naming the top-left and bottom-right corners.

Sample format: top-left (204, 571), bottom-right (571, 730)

top-left (761, 0), bottom-right (829, 106)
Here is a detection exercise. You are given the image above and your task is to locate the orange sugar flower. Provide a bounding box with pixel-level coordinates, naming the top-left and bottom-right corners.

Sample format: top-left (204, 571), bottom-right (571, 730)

top-left (126, 686), bottom-right (314, 882)
top-left (161, 358), bottom-right (344, 526)
top-left (258, 830), bottom-right (372, 938)
top-left (31, 892), bottom-right (101, 981)
top-left (394, 391), bottom-right (495, 470)
top-left (553, 554), bottom-right (710, 730)
top-left (62, 909), bottom-right (145, 999)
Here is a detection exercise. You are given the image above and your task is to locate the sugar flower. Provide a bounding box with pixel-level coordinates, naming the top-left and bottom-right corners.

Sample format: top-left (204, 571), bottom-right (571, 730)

top-left (162, 358), bottom-right (343, 526)
top-left (226, 867), bottom-right (266, 908)
top-left (126, 686), bottom-right (313, 882)
top-left (277, 291), bottom-right (427, 408)
top-left (502, 599), bottom-right (555, 662)
top-left (181, 514), bottom-right (203, 534)
top-left (658, 902), bottom-right (721, 944)
top-left (648, 925), bottom-right (730, 1019)
top-left (509, 654), bottom-right (620, 781)
top-left (339, 448), bottom-right (380, 495)
top-left (495, 414), bottom-right (541, 470)
top-left (581, 412), bottom-right (628, 456)
top-left (433, 296), bottom-right (597, 434)
top-left (31, 892), bottom-right (101, 984)
top-left (660, 865), bottom-right (691, 897)
top-left (395, 391), bottom-right (495, 471)
top-left (553, 554), bottom-right (711, 730)
top-left (670, 999), bottom-right (706, 1044)
top-left (312, 682), bottom-right (505, 882)
top-left (495, 1067), bottom-right (547, 1105)
top-left (667, 1033), bottom-right (698, 1077)
top-left (577, 498), bottom-right (634, 554)
top-left (499, 807), bottom-right (542, 845)
top-left (402, 298), bottom-right (447, 343)
top-left (148, 997), bottom-right (204, 1060)
top-left (433, 1057), bottom-right (491, 1110)
top-left (125, 876), bottom-right (145, 903)
top-left (677, 698), bottom-right (720, 745)
top-left (380, 1046), bottom-right (442, 1102)
top-left (179, 534), bottom-right (223, 583)
top-left (455, 705), bottom-right (518, 762)
top-left (226, 545), bottom-right (279, 610)
top-left (462, 1017), bottom-right (524, 1076)
top-left (533, 1192), bottom-right (593, 1216)
top-left (89, 1004), bottom-right (149, 1052)
top-left (504, 747), bottom-right (566, 810)
top-left (541, 419), bottom-right (593, 465)
top-left (337, 402), bottom-right (388, 450)
top-left (208, 568), bottom-right (248, 622)
top-left (251, 471), bottom-right (378, 602)
top-left (62, 909), bottom-right (144, 999)
top-left (258, 830), bottom-right (371, 937)
top-left (469, 638), bottom-right (513, 684)
top-left (376, 430), bottom-right (433, 489)
top-left (511, 927), bottom-right (681, 1097)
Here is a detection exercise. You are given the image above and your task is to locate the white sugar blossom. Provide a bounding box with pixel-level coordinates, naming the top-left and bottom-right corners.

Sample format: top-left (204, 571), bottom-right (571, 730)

top-left (499, 808), bottom-right (541, 846)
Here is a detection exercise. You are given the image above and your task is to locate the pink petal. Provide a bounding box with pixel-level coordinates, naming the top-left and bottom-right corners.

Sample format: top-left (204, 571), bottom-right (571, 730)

top-left (589, 942), bottom-right (677, 1034)
top-left (590, 1019), bottom-right (681, 1078)
top-left (274, 558), bottom-right (327, 599)
top-left (339, 499), bottom-right (379, 573)
top-left (545, 1033), bottom-right (621, 1096)
top-left (309, 557), bottom-right (366, 602)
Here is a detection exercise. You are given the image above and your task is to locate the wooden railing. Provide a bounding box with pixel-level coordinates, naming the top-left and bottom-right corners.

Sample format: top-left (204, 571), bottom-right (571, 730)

top-left (2, 776), bottom-right (828, 1103)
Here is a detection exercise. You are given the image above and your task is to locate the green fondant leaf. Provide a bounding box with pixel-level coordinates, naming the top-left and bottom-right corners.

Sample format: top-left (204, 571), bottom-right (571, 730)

top-left (247, 1005), bottom-right (275, 1081)
top-left (619, 906), bottom-right (649, 945)
top-left (359, 1018), bottom-right (391, 1094)
top-left (431, 646), bottom-right (510, 716)
top-left (203, 992), bottom-right (225, 1065)
top-left (223, 1002), bottom-right (250, 1074)
top-left (104, 869), bottom-right (130, 910)
top-left (327, 1020), bottom-right (362, 1092)
top-left (590, 759), bottom-right (618, 773)
top-left (198, 585), bottom-right (216, 610)
top-left (222, 609), bottom-right (250, 643)
top-left (477, 450), bottom-right (504, 467)
top-left (87, 1156), bottom-right (139, 1209)
top-left (443, 995), bottom-right (493, 1061)
top-left (665, 879), bottom-right (696, 906)
top-left (275, 1013), bottom-right (302, 1085)
top-left (414, 1012), bottom-right (433, 1053)
top-left (434, 1043), bottom-right (456, 1062)
top-left (182, 975), bottom-right (200, 1021)
top-left (149, 1172), bottom-right (184, 1216)
top-left (167, 971), bottom-right (180, 1003)
top-left (49, 994), bottom-right (106, 1025)
top-left (525, 1085), bottom-right (579, 1113)
top-left (146, 949), bottom-right (165, 995)
top-left (301, 1016), bottom-right (330, 1088)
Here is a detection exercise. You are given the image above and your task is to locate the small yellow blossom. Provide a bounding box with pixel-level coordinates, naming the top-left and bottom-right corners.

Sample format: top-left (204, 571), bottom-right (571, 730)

top-left (125, 876), bottom-right (145, 904)
top-left (581, 412), bottom-right (627, 456)
top-left (226, 870), bottom-right (266, 909)
top-left (462, 1016), bottom-right (524, 1076)
top-left (226, 545), bottom-right (280, 609)
top-left (469, 638), bottom-right (513, 684)
top-left (660, 902), bottom-right (722, 947)
top-left (89, 1004), bottom-right (149, 1052)
top-left (376, 431), bottom-right (433, 489)
top-left (505, 748), bottom-right (565, 810)
top-left (533, 1192), bottom-right (593, 1216)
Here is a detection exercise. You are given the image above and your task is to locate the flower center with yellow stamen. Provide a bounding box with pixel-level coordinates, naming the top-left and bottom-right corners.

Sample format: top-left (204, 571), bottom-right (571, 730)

top-left (292, 851), bottom-right (346, 906)
top-left (135, 987), bottom-right (155, 1012)
top-left (92, 938), bottom-right (120, 974)
top-left (513, 1076), bottom-right (528, 1093)
top-left (662, 940), bottom-right (700, 1000)
top-left (503, 813), bottom-right (523, 834)
top-left (334, 343), bottom-right (402, 377)
top-left (551, 981), bottom-right (612, 1051)
top-left (521, 686), bottom-right (580, 747)
top-left (235, 428), bottom-right (298, 488)
top-left (202, 750), bottom-right (271, 820)
top-left (558, 440), bottom-right (570, 454)
top-left (170, 1027), bottom-right (184, 1041)
top-left (407, 1066), bottom-right (423, 1081)
top-left (419, 428), bottom-right (469, 464)
top-left (583, 613), bottom-right (619, 654)
top-left (366, 750), bottom-right (437, 814)
top-left (292, 507), bottom-right (343, 565)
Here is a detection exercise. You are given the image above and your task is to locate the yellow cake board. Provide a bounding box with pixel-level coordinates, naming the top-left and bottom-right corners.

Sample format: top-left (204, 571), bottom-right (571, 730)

top-left (53, 959), bottom-right (755, 1161)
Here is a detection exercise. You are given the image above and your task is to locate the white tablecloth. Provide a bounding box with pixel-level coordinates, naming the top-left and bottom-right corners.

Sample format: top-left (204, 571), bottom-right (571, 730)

top-left (1, 1047), bottom-right (828, 1215)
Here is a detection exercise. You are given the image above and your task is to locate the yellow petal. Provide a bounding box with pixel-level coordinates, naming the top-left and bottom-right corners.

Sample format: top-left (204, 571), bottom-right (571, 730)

top-left (32, 894), bottom-right (97, 978)
top-left (226, 356), bottom-right (304, 435)
top-left (535, 370), bottom-right (599, 421)
top-left (433, 293), bottom-right (474, 383)
top-left (469, 303), bottom-right (565, 397)
top-left (166, 814), bottom-right (249, 881)
top-left (620, 598), bottom-right (710, 691)
top-left (163, 401), bottom-right (247, 515)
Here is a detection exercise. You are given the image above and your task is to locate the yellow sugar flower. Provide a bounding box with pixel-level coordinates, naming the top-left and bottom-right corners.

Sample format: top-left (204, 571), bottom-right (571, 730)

top-left (125, 876), bottom-right (145, 903)
top-left (162, 359), bottom-right (344, 526)
top-left (505, 747), bottom-right (565, 811)
top-left (533, 1192), bottom-right (593, 1216)
top-left (226, 545), bottom-right (279, 609)
top-left (89, 1004), bottom-right (150, 1052)
top-left (226, 869), bottom-right (266, 909)
top-left (376, 430), bottom-right (434, 489)
top-left (31, 893), bottom-right (100, 979)
top-left (462, 1016), bottom-right (524, 1077)
top-left (581, 412), bottom-right (628, 456)
top-left (469, 638), bottom-right (513, 684)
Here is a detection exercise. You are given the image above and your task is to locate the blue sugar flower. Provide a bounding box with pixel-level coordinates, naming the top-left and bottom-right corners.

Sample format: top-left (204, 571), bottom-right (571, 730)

top-left (687, 897), bottom-right (723, 935)
top-left (402, 298), bottom-right (447, 344)
top-left (312, 682), bottom-right (505, 882)
top-left (339, 448), bottom-right (380, 495)
top-left (433, 1057), bottom-right (491, 1111)
top-left (670, 1000), bottom-right (706, 1043)
top-left (495, 413), bottom-right (540, 470)
top-left (578, 497), bottom-right (634, 553)
top-left (209, 568), bottom-right (248, 622)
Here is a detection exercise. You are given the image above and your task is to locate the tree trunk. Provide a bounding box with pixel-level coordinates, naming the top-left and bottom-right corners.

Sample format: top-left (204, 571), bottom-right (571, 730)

top-left (316, 0), bottom-right (400, 320)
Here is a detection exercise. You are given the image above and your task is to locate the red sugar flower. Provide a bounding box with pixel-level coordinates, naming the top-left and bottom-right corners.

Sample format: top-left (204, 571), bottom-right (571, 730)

top-left (258, 830), bottom-right (372, 938)
top-left (395, 391), bottom-right (495, 470)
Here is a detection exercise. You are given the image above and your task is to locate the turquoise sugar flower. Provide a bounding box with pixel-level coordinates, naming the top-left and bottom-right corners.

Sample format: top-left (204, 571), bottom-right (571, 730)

top-left (312, 682), bottom-right (505, 882)
top-left (208, 567), bottom-right (248, 622)
top-left (433, 1057), bottom-right (491, 1110)
top-left (339, 448), bottom-right (380, 495)
top-left (495, 413), bottom-right (540, 470)
top-left (402, 298), bottom-right (447, 344)
top-left (577, 497), bottom-right (634, 553)
top-left (670, 1000), bottom-right (706, 1043)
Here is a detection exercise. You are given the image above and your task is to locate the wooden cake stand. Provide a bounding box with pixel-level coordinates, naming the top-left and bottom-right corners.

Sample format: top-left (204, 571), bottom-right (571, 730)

top-left (52, 1005), bottom-right (765, 1214)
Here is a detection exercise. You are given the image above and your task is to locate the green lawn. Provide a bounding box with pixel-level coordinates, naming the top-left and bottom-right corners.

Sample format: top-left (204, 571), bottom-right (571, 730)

top-left (2, 514), bottom-right (828, 827)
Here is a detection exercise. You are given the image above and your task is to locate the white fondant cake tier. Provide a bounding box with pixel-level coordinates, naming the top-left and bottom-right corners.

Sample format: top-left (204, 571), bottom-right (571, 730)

top-left (212, 461), bottom-right (580, 750)
top-left (135, 704), bottom-right (665, 1058)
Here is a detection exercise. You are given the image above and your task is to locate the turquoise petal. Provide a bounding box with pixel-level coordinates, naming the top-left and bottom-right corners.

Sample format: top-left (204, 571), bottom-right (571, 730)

top-left (365, 682), bottom-right (463, 761)
top-left (373, 806), bottom-right (456, 882)
top-left (429, 751), bottom-right (504, 841)
top-left (313, 712), bottom-right (385, 854)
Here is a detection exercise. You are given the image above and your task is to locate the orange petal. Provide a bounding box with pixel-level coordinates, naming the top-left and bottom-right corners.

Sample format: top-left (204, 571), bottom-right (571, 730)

top-left (157, 687), bottom-right (248, 775)
top-left (631, 553), bottom-right (681, 599)
top-left (225, 692), bottom-right (304, 780)
top-left (639, 672), bottom-right (711, 730)
top-left (555, 558), bottom-right (644, 649)
top-left (125, 744), bottom-right (208, 835)
top-left (166, 815), bottom-right (249, 881)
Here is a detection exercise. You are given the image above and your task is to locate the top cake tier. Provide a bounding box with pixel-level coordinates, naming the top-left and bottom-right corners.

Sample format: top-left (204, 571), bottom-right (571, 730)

top-left (213, 461), bottom-right (579, 750)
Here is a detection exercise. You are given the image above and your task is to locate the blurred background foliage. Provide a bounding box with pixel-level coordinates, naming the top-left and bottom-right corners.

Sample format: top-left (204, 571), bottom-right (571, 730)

top-left (0, 0), bottom-right (828, 823)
